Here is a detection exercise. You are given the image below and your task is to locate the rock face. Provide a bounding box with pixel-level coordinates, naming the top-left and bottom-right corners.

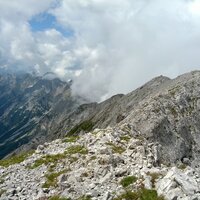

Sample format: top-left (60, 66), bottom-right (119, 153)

top-left (122, 71), bottom-right (200, 168)
top-left (60, 70), bottom-right (200, 168)
top-left (156, 167), bottom-right (200, 200)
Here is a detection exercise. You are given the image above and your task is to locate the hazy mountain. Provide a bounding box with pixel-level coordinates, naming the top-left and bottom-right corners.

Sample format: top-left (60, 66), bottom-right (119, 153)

top-left (0, 72), bottom-right (88, 158)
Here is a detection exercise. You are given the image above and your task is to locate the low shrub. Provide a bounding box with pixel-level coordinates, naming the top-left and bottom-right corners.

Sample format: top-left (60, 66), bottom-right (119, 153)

top-left (30, 153), bottom-right (66, 169)
top-left (0, 189), bottom-right (6, 197)
top-left (63, 136), bottom-right (79, 143)
top-left (77, 195), bottom-right (92, 200)
top-left (49, 196), bottom-right (71, 200)
top-left (120, 176), bottom-right (137, 187)
top-left (42, 169), bottom-right (69, 188)
top-left (147, 172), bottom-right (161, 188)
top-left (0, 151), bottom-right (34, 167)
top-left (65, 145), bottom-right (88, 155)
top-left (106, 142), bottom-right (125, 154)
top-left (67, 120), bottom-right (94, 136)
top-left (113, 189), bottom-right (165, 200)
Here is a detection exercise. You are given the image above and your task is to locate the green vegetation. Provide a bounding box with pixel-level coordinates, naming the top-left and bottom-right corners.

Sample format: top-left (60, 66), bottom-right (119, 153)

top-left (67, 120), bottom-right (94, 136)
top-left (98, 158), bottom-right (108, 165)
top-left (67, 155), bottom-right (79, 163)
top-left (42, 169), bottom-right (69, 188)
top-left (30, 146), bottom-right (86, 169)
top-left (90, 155), bottom-right (97, 161)
top-left (139, 188), bottom-right (165, 200)
top-left (48, 195), bottom-right (92, 200)
top-left (0, 190), bottom-right (6, 197)
top-left (120, 135), bottom-right (131, 142)
top-left (113, 189), bottom-right (165, 200)
top-left (120, 176), bottom-right (137, 187)
top-left (170, 107), bottom-right (178, 118)
top-left (0, 177), bottom-right (4, 184)
top-left (135, 135), bottom-right (145, 142)
top-left (113, 190), bottom-right (139, 200)
top-left (121, 125), bottom-right (131, 134)
top-left (178, 163), bottom-right (187, 170)
top-left (49, 196), bottom-right (71, 200)
top-left (31, 153), bottom-right (66, 169)
top-left (168, 85), bottom-right (180, 97)
top-left (63, 136), bottom-right (79, 143)
top-left (106, 142), bottom-right (125, 154)
top-left (147, 172), bottom-right (161, 188)
top-left (152, 108), bottom-right (160, 114)
top-left (77, 195), bottom-right (92, 200)
top-left (80, 172), bottom-right (89, 178)
top-left (65, 145), bottom-right (88, 155)
top-left (0, 151), bottom-right (34, 167)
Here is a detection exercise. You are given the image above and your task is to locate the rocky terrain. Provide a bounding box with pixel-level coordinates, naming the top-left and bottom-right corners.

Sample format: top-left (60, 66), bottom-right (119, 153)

top-left (0, 124), bottom-right (200, 200)
top-left (1, 70), bottom-right (200, 199)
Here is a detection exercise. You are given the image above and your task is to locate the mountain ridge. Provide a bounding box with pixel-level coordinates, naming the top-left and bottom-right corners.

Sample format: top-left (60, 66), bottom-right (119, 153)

top-left (1, 70), bottom-right (200, 165)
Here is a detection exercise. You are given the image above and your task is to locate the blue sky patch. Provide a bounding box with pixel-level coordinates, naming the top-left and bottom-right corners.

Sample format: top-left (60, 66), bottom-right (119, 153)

top-left (29, 12), bottom-right (74, 37)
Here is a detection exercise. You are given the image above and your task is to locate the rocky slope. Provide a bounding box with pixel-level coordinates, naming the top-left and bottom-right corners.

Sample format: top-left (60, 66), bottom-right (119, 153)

top-left (0, 72), bottom-right (170, 159)
top-left (55, 71), bottom-right (200, 168)
top-left (0, 124), bottom-right (200, 200)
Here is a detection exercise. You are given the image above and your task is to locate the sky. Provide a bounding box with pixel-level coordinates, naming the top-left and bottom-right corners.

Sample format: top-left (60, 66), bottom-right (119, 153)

top-left (0, 0), bottom-right (200, 101)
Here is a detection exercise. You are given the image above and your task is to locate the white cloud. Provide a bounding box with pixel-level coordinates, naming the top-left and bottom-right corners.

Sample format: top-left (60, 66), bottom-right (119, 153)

top-left (1, 0), bottom-right (200, 101)
top-left (52, 0), bottom-right (200, 101)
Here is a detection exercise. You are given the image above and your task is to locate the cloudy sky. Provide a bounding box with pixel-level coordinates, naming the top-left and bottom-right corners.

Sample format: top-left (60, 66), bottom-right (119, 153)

top-left (1, 0), bottom-right (200, 101)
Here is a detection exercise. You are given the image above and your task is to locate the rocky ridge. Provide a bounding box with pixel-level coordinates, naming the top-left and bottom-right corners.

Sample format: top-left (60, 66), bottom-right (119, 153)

top-left (0, 124), bottom-right (200, 200)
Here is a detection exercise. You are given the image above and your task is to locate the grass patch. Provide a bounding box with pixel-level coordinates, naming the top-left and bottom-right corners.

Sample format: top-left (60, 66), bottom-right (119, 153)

top-left (49, 196), bottom-right (71, 200)
top-left (77, 195), bottom-right (92, 200)
top-left (98, 158), bottom-right (109, 165)
top-left (120, 135), bottom-right (131, 142)
top-left (30, 149), bottom-right (83, 169)
top-left (168, 86), bottom-right (180, 97)
top-left (65, 145), bottom-right (88, 155)
top-left (114, 189), bottom-right (165, 200)
top-left (0, 189), bottom-right (6, 197)
top-left (80, 172), bottom-right (89, 178)
top-left (0, 151), bottom-right (34, 167)
top-left (135, 135), bottom-right (145, 142)
top-left (63, 136), bottom-right (79, 143)
top-left (31, 153), bottom-right (66, 169)
top-left (140, 188), bottom-right (165, 200)
top-left (42, 169), bottom-right (69, 188)
top-left (120, 176), bottom-right (137, 187)
top-left (113, 190), bottom-right (139, 200)
top-left (147, 172), bottom-right (161, 188)
top-left (0, 178), bottom-right (4, 184)
top-left (178, 163), bottom-right (187, 170)
top-left (90, 155), bottom-right (97, 161)
top-left (106, 142), bottom-right (125, 154)
top-left (68, 155), bottom-right (79, 163)
top-left (170, 107), bottom-right (178, 118)
top-left (67, 120), bottom-right (94, 136)
top-left (49, 195), bottom-right (92, 200)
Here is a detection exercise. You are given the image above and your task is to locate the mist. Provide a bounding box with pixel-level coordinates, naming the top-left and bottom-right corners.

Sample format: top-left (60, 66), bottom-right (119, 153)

top-left (1, 0), bottom-right (200, 101)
